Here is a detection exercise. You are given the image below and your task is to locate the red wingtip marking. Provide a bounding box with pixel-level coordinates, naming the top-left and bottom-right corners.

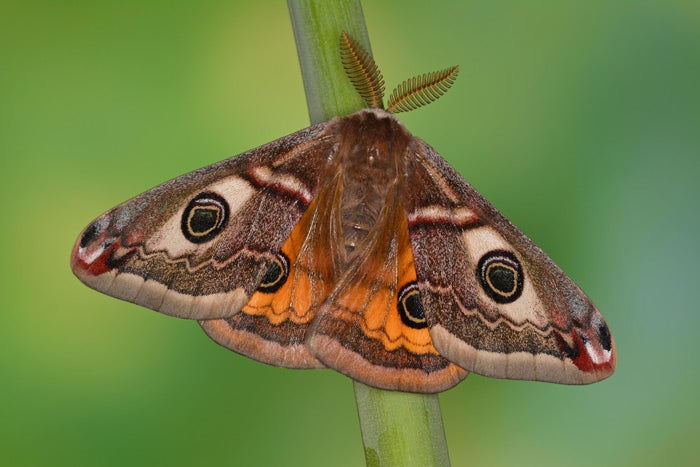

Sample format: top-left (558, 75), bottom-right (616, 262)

top-left (71, 235), bottom-right (124, 276)
top-left (569, 329), bottom-right (616, 377)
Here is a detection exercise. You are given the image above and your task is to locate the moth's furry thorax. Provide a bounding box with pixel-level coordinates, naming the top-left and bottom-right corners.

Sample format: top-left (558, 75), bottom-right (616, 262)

top-left (330, 110), bottom-right (413, 258)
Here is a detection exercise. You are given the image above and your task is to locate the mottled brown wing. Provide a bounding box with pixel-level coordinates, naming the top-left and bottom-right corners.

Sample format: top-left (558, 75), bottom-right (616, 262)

top-left (403, 139), bottom-right (616, 384)
top-left (71, 122), bottom-right (338, 320)
top-left (307, 185), bottom-right (467, 393)
top-left (199, 178), bottom-right (345, 369)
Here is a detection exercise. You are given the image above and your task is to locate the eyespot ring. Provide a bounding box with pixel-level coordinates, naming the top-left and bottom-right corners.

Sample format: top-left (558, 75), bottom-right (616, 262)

top-left (257, 252), bottom-right (290, 294)
top-left (181, 192), bottom-right (229, 244)
top-left (477, 250), bottom-right (524, 304)
top-left (397, 282), bottom-right (427, 329)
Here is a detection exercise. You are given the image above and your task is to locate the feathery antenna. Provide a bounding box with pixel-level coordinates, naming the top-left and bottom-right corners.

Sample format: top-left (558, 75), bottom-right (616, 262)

top-left (340, 31), bottom-right (385, 109)
top-left (387, 66), bottom-right (459, 113)
top-left (340, 32), bottom-right (458, 114)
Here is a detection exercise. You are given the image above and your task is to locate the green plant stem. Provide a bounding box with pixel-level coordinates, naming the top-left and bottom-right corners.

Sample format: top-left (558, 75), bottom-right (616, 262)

top-left (287, 1), bottom-right (451, 465)
top-left (288, 0), bottom-right (367, 123)
top-left (354, 383), bottom-right (451, 466)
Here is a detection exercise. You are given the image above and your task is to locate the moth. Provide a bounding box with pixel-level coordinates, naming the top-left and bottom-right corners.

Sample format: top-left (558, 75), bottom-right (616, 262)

top-left (71, 32), bottom-right (616, 393)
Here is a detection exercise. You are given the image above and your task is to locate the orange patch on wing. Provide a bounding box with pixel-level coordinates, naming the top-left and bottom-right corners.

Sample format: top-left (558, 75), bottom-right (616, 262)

top-left (354, 209), bottom-right (439, 355)
top-left (307, 196), bottom-right (467, 392)
top-left (242, 186), bottom-right (339, 326)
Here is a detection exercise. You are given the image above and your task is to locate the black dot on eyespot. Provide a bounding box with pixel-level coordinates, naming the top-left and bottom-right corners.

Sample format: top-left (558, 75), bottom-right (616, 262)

top-left (477, 250), bottom-right (524, 304)
top-left (181, 192), bottom-right (229, 244)
top-left (487, 264), bottom-right (515, 294)
top-left (189, 207), bottom-right (220, 234)
top-left (597, 322), bottom-right (612, 351)
top-left (397, 282), bottom-right (427, 329)
top-left (257, 252), bottom-right (290, 294)
top-left (80, 222), bottom-right (101, 248)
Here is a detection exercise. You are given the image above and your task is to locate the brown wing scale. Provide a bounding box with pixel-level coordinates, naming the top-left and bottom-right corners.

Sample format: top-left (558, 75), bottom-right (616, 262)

top-left (308, 177), bottom-right (467, 393)
top-left (199, 179), bottom-right (345, 369)
top-left (403, 138), bottom-right (616, 384)
top-left (71, 123), bottom-right (337, 320)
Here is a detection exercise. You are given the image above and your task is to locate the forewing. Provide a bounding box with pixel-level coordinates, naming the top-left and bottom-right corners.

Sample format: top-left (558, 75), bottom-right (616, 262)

top-left (403, 139), bottom-right (616, 384)
top-left (71, 122), bottom-right (337, 320)
top-left (199, 176), bottom-right (345, 368)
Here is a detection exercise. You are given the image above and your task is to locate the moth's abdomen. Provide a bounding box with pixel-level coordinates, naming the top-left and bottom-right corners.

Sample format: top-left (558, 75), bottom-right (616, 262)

top-left (336, 109), bottom-right (411, 258)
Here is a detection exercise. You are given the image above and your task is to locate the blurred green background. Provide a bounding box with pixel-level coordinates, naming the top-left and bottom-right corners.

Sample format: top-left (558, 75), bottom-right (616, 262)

top-left (3, 1), bottom-right (699, 466)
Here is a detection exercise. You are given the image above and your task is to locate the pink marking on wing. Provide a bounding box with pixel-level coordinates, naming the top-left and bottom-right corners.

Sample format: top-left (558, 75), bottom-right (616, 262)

top-left (407, 206), bottom-right (481, 228)
top-left (246, 166), bottom-right (313, 207)
top-left (71, 225), bottom-right (136, 277)
top-left (567, 328), bottom-right (616, 376)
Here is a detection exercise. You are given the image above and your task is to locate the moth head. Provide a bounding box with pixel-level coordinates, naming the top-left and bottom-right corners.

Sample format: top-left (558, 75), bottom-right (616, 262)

top-left (339, 31), bottom-right (459, 114)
